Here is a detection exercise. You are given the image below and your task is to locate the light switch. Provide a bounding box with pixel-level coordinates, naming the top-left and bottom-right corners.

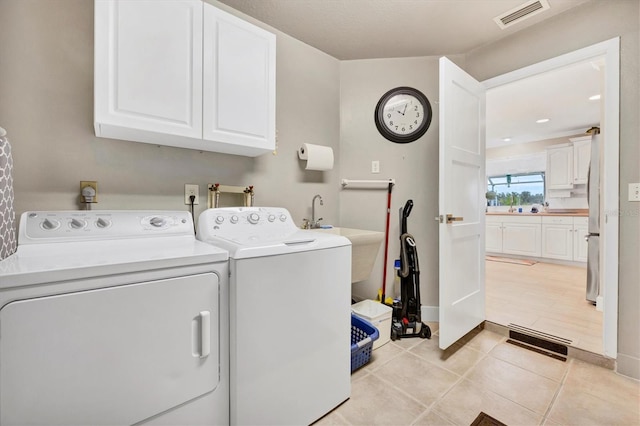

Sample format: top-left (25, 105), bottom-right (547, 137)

top-left (371, 160), bottom-right (380, 174)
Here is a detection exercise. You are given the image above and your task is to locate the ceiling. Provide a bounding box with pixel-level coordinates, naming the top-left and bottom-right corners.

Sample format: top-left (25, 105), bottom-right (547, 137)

top-left (216, 0), bottom-right (599, 147)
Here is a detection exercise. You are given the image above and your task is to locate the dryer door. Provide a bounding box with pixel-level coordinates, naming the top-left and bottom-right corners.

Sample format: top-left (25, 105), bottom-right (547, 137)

top-left (0, 273), bottom-right (219, 426)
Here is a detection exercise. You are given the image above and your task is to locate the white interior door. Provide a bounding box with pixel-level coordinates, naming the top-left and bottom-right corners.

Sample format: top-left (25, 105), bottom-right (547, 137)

top-left (438, 57), bottom-right (486, 349)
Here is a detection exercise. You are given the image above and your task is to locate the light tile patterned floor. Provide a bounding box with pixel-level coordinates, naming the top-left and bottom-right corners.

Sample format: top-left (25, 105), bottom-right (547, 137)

top-left (485, 260), bottom-right (603, 354)
top-left (316, 327), bottom-right (640, 426)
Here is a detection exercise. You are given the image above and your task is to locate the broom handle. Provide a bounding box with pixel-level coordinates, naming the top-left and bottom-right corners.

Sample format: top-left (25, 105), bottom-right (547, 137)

top-left (381, 182), bottom-right (393, 303)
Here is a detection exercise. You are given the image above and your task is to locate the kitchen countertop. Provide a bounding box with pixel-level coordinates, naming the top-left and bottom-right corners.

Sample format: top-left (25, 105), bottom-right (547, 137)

top-left (486, 210), bottom-right (588, 217)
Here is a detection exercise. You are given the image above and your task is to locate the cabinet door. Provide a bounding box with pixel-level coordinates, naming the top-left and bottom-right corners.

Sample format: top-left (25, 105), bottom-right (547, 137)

top-left (485, 222), bottom-right (503, 253)
top-left (203, 3), bottom-right (276, 157)
top-left (573, 139), bottom-right (591, 184)
top-left (0, 274), bottom-right (219, 426)
top-left (542, 224), bottom-right (574, 260)
top-left (546, 146), bottom-right (574, 189)
top-left (573, 217), bottom-right (589, 262)
top-left (502, 222), bottom-right (541, 257)
top-left (95, 0), bottom-right (203, 140)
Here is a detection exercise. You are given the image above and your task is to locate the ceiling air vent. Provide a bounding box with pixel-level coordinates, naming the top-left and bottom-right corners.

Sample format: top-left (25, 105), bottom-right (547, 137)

top-left (494, 0), bottom-right (550, 29)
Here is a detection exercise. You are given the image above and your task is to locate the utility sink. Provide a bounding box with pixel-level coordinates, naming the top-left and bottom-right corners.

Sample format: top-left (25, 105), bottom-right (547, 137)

top-left (310, 228), bottom-right (384, 283)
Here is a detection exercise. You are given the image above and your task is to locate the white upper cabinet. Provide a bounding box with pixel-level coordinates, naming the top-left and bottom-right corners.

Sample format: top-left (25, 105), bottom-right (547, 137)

top-left (546, 145), bottom-right (574, 190)
top-left (570, 136), bottom-right (591, 185)
top-left (94, 0), bottom-right (276, 157)
top-left (203, 4), bottom-right (276, 156)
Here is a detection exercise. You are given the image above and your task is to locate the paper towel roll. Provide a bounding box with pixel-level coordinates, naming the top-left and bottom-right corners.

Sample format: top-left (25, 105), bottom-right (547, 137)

top-left (298, 143), bottom-right (334, 171)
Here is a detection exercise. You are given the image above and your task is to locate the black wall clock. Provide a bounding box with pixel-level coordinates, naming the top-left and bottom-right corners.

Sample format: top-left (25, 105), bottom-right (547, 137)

top-left (374, 86), bottom-right (432, 143)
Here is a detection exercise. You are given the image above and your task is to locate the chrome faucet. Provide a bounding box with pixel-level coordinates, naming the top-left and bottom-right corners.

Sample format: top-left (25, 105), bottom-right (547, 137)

top-left (311, 194), bottom-right (324, 228)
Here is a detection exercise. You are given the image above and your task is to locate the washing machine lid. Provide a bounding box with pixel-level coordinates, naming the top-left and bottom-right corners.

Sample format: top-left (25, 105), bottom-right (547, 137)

top-left (197, 207), bottom-right (350, 259)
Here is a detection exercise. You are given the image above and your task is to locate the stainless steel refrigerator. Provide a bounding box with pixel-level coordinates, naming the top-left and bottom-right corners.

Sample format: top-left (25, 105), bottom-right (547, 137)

top-left (586, 127), bottom-right (600, 303)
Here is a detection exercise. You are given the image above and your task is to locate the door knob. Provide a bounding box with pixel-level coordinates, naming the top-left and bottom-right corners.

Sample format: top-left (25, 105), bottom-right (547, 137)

top-left (446, 214), bottom-right (463, 224)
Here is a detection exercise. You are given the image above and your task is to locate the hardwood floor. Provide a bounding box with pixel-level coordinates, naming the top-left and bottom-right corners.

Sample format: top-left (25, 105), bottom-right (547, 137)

top-left (485, 259), bottom-right (603, 354)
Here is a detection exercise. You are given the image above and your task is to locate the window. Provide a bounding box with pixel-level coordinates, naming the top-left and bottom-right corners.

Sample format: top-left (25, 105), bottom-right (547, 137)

top-left (487, 172), bottom-right (545, 206)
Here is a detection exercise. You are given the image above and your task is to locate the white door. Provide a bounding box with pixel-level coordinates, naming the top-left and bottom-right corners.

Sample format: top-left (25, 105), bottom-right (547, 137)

top-left (438, 57), bottom-right (486, 350)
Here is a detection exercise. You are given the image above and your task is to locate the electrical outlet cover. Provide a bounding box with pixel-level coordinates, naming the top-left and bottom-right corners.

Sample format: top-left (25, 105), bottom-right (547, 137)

top-left (184, 184), bottom-right (199, 205)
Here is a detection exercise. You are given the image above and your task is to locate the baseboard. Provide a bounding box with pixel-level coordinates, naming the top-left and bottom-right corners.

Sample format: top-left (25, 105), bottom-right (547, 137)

top-left (616, 353), bottom-right (640, 380)
top-left (596, 295), bottom-right (604, 312)
top-left (421, 305), bottom-right (439, 322)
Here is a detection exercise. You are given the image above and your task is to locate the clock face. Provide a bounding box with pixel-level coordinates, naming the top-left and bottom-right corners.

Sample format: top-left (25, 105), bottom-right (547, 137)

top-left (374, 87), bottom-right (432, 143)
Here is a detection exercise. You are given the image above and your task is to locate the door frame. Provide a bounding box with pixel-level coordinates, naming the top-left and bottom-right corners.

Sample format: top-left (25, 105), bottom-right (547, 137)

top-left (482, 38), bottom-right (620, 359)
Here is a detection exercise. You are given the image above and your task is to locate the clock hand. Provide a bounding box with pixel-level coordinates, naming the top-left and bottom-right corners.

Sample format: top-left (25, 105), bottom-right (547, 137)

top-left (397, 103), bottom-right (408, 116)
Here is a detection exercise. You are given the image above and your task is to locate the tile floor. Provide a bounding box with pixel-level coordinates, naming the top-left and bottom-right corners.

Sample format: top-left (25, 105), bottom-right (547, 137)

top-left (316, 326), bottom-right (640, 426)
top-left (485, 260), bottom-right (603, 354)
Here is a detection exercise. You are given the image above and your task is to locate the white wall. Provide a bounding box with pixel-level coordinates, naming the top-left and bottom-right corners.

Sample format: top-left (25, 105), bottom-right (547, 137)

top-left (465, 0), bottom-right (639, 379)
top-left (340, 56), bottom-right (452, 306)
top-left (0, 0), bottom-right (341, 229)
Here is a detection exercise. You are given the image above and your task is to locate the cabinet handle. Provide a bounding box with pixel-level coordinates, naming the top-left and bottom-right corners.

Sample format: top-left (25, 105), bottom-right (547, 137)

top-left (199, 311), bottom-right (211, 358)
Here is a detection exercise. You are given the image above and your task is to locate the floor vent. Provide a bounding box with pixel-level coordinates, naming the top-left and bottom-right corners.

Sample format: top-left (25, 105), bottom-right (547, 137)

top-left (494, 0), bottom-right (551, 29)
top-left (507, 323), bottom-right (570, 361)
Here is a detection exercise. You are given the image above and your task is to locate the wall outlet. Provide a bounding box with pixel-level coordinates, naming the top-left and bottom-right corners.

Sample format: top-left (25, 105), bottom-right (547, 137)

top-left (184, 184), bottom-right (199, 205)
top-left (80, 181), bottom-right (98, 203)
top-left (629, 182), bottom-right (640, 202)
top-left (371, 160), bottom-right (380, 174)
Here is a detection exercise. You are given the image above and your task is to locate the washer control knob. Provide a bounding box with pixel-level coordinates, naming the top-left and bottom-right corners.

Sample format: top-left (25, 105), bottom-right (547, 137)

top-left (230, 215), bottom-right (239, 224)
top-left (149, 216), bottom-right (166, 228)
top-left (215, 216), bottom-right (225, 224)
top-left (248, 212), bottom-right (260, 224)
top-left (279, 214), bottom-right (287, 222)
top-left (69, 219), bottom-right (85, 229)
top-left (268, 214), bottom-right (276, 222)
top-left (41, 218), bottom-right (59, 230)
top-left (96, 218), bottom-right (111, 228)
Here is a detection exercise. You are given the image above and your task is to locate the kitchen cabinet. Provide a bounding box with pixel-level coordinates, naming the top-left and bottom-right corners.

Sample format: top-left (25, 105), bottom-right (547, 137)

top-left (541, 216), bottom-right (574, 261)
top-left (487, 214), bottom-right (587, 263)
top-left (573, 217), bottom-right (589, 262)
top-left (546, 145), bottom-right (574, 190)
top-left (486, 215), bottom-right (541, 257)
top-left (94, 0), bottom-right (276, 157)
top-left (570, 136), bottom-right (591, 185)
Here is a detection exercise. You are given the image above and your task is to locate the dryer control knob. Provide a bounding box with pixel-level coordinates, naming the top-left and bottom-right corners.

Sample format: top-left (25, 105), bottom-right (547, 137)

top-left (248, 212), bottom-right (260, 224)
top-left (149, 216), bottom-right (166, 228)
top-left (279, 214), bottom-right (287, 222)
top-left (268, 214), bottom-right (276, 222)
top-left (41, 218), bottom-right (60, 230)
top-left (96, 218), bottom-right (111, 228)
top-left (70, 219), bottom-right (85, 229)
top-left (230, 215), bottom-right (239, 224)
top-left (215, 216), bottom-right (225, 224)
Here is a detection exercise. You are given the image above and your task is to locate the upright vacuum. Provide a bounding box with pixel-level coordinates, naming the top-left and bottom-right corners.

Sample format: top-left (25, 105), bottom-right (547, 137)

top-left (390, 200), bottom-right (431, 340)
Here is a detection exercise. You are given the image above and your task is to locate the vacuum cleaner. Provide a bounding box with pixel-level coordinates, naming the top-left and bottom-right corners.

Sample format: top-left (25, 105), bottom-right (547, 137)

top-left (390, 200), bottom-right (432, 341)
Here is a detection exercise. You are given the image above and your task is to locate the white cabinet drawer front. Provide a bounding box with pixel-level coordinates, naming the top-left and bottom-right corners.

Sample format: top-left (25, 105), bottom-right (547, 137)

top-left (542, 216), bottom-right (574, 225)
top-left (501, 215), bottom-right (542, 224)
top-left (485, 215), bottom-right (503, 224)
top-left (573, 216), bottom-right (589, 226)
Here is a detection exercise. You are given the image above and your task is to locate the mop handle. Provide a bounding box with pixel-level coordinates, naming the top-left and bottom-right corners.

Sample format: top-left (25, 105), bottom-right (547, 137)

top-left (381, 182), bottom-right (393, 302)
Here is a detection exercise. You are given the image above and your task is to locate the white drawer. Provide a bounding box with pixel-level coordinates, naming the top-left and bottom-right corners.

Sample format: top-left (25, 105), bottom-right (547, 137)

top-left (573, 216), bottom-right (589, 226)
top-left (501, 215), bottom-right (542, 224)
top-left (542, 216), bottom-right (574, 225)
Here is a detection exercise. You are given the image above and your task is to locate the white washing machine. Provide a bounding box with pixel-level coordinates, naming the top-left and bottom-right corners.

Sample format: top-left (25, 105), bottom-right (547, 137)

top-left (0, 210), bottom-right (229, 426)
top-left (197, 207), bottom-right (351, 426)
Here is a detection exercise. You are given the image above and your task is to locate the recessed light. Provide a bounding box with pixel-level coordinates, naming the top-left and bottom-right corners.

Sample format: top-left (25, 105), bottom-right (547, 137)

top-left (502, 137), bottom-right (512, 142)
top-left (536, 118), bottom-right (550, 123)
top-left (589, 94), bottom-right (601, 101)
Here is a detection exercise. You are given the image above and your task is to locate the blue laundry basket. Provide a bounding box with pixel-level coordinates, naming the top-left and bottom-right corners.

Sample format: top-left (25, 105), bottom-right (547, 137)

top-left (351, 314), bottom-right (379, 372)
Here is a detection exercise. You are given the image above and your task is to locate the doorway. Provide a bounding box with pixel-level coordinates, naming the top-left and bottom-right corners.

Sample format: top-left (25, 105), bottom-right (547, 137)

top-left (481, 38), bottom-right (620, 358)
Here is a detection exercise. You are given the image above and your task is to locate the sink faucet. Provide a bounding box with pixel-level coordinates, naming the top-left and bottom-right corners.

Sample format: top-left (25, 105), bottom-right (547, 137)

top-left (311, 194), bottom-right (324, 228)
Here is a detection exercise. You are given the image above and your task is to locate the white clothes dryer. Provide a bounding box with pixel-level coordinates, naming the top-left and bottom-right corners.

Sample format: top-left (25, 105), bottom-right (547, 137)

top-left (0, 210), bottom-right (229, 426)
top-left (197, 207), bottom-right (351, 426)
